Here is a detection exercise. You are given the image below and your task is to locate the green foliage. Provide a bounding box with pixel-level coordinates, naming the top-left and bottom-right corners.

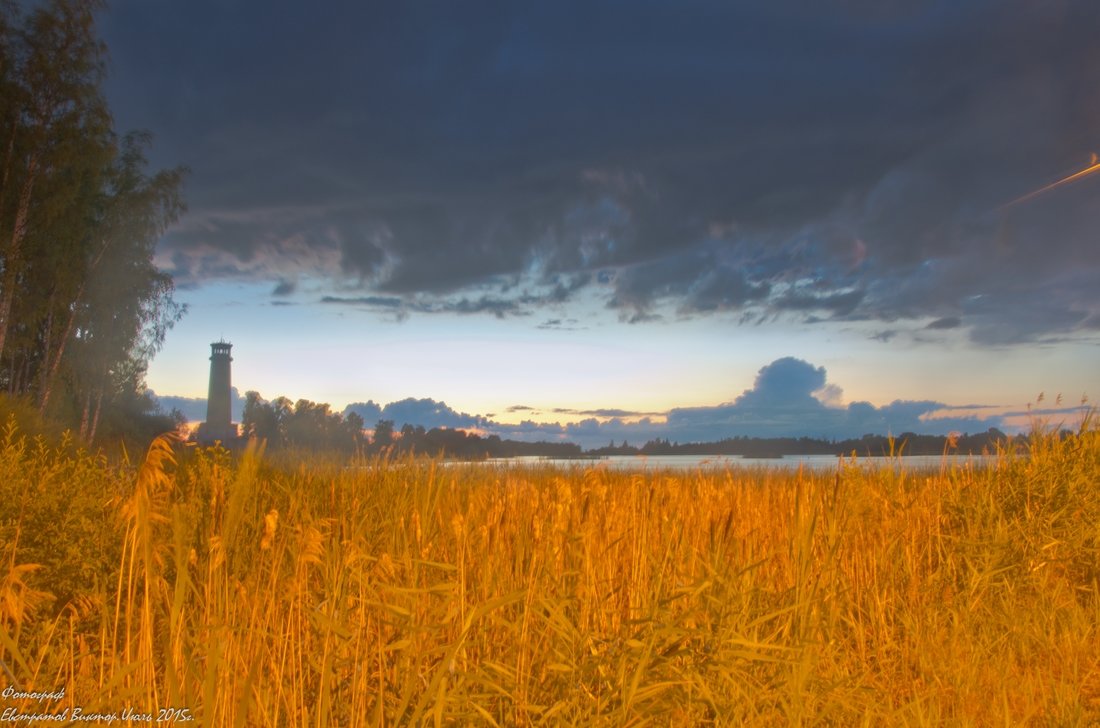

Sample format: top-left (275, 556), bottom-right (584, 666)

top-left (0, 417), bottom-right (121, 612)
top-left (0, 393), bottom-right (61, 441)
top-left (0, 0), bottom-right (186, 444)
top-left (240, 390), bottom-right (366, 452)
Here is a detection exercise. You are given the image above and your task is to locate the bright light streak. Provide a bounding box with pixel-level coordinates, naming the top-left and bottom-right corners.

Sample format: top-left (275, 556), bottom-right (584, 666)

top-left (1003, 154), bottom-right (1100, 208)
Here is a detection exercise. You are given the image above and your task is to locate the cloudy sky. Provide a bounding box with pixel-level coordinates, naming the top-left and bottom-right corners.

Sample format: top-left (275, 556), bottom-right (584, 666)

top-left (99, 0), bottom-right (1097, 443)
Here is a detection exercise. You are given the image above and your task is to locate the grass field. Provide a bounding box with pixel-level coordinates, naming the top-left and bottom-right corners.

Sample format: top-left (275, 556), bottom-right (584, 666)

top-left (1, 416), bottom-right (1098, 725)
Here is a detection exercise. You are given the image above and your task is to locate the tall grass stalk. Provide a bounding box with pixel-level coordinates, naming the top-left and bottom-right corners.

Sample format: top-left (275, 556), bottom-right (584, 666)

top-left (0, 419), bottom-right (1097, 724)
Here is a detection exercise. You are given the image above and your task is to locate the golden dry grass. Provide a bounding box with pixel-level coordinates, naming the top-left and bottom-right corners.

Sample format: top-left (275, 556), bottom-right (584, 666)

top-left (1, 417), bottom-right (1098, 725)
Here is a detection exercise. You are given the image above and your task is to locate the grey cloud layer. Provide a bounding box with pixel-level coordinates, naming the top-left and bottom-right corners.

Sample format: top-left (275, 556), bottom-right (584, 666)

top-left (104, 0), bottom-right (1100, 344)
top-left (336, 358), bottom-right (1013, 448)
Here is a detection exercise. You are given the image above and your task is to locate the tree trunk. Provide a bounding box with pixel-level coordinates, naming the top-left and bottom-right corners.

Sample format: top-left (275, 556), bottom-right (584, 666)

top-left (36, 299), bottom-right (54, 408)
top-left (0, 156), bottom-right (39, 362)
top-left (38, 298), bottom-right (76, 414)
top-left (87, 387), bottom-right (103, 442)
top-left (37, 310), bottom-right (67, 414)
top-left (0, 125), bottom-right (16, 211)
top-left (79, 388), bottom-right (91, 440)
top-left (5, 351), bottom-right (16, 395)
top-left (9, 351), bottom-right (31, 396)
top-left (38, 234), bottom-right (110, 414)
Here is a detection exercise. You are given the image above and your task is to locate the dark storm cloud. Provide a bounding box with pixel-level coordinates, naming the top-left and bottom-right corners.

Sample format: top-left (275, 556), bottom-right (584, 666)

top-left (925, 316), bottom-right (961, 330)
top-left (272, 279), bottom-right (296, 297)
top-left (536, 318), bottom-right (583, 331)
top-left (606, 246), bottom-right (773, 320)
top-left (102, 0), bottom-right (1100, 343)
top-left (772, 286), bottom-right (865, 318)
top-left (503, 404), bottom-right (658, 418)
top-left (320, 293), bottom-right (527, 318)
top-left (320, 295), bottom-right (404, 309)
top-left (558, 408), bottom-right (659, 418)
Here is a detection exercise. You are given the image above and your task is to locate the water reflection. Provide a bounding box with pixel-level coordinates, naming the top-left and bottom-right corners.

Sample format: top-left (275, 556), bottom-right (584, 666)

top-left (479, 453), bottom-right (995, 472)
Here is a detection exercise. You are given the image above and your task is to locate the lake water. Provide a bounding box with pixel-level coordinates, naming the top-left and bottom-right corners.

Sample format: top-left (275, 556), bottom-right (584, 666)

top-left (480, 453), bottom-right (996, 472)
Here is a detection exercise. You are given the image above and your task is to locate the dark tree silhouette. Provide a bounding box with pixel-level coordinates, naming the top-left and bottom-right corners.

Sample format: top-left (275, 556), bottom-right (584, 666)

top-left (0, 1), bottom-right (186, 442)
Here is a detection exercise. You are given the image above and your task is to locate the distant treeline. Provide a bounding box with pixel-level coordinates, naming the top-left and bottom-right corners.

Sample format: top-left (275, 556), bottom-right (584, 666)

top-left (374, 421), bottom-right (583, 459)
top-left (238, 391), bottom-right (582, 458)
top-left (235, 391), bottom-right (1015, 459)
top-left (590, 429), bottom-right (1011, 458)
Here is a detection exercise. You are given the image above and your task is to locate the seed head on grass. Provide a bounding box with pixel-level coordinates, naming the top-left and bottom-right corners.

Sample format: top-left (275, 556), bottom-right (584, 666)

top-left (2, 418), bottom-right (1098, 724)
top-left (260, 509), bottom-right (279, 551)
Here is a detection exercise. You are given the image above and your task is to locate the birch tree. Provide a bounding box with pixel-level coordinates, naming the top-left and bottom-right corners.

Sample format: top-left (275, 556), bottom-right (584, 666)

top-left (0, 1), bottom-right (187, 440)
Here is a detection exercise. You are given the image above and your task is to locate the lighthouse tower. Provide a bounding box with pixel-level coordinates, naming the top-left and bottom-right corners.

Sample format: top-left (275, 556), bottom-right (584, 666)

top-left (197, 341), bottom-right (237, 443)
